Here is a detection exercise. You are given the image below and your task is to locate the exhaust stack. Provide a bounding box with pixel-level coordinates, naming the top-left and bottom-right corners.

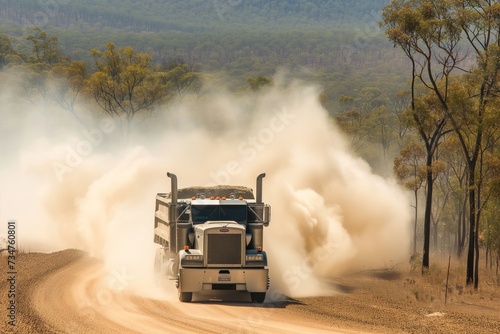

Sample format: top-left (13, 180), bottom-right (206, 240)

top-left (167, 172), bottom-right (178, 204)
top-left (167, 172), bottom-right (178, 225)
top-left (256, 173), bottom-right (266, 204)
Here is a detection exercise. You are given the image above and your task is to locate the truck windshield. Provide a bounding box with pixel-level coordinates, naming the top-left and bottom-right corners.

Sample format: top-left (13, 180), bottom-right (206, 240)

top-left (191, 205), bottom-right (247, 224)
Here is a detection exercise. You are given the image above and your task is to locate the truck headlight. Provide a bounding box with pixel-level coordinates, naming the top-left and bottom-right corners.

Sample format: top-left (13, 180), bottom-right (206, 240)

top-left (245, 254), bottom-right (264, 262)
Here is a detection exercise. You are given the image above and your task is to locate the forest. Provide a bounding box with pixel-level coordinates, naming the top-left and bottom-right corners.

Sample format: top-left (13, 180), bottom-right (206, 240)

top-left (0, 0), bottom-right (499, 289)
top-left (0, 0), bottom-right (391, 31)
top-left (0, 0), bottom-right (407, 102)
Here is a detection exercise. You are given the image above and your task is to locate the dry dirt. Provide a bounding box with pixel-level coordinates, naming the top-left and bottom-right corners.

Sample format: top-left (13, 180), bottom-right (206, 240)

top-left (0, 249), bottom-right (499, 334)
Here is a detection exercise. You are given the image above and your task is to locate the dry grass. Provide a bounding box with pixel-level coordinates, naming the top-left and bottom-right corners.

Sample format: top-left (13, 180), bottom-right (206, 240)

top-left (407, 255), bottom-right (499, 317)
top-left (290, 254), bottom-right (500, 334)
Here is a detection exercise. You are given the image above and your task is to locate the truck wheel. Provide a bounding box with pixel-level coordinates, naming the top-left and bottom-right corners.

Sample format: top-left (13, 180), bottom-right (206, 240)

top-left (179, 292), bottom-right (192, 302)
top-left (250, 292), bottom-right (266, 303)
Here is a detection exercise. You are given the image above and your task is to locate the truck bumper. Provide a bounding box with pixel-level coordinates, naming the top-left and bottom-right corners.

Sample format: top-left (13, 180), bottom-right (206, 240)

top-left (179, 268), bottom-right (268, 293)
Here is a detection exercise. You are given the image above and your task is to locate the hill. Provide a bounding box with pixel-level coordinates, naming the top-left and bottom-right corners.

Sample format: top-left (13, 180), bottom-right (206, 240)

top-left (1, 0), bottom-right (391, 32)
top-left (0, 0), bottom-right (405, 107)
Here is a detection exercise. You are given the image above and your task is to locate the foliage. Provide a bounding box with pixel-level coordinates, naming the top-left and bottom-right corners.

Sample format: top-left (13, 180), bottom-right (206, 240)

top-left (383, 0), bottom-right (500, 288)
top-left (25, 28), bottom-right (67, 65)
top-left (0, 34), bottom-right (22, 69)
top-left (247, 75), bottom-right (273, 91)
top-left (394, 141), bottom-right (426, 191)
top-left (19, 28), bottom-right (72, 124)
top-left (0, 0), bottom-right (406, 115)
top-left (394, 140), bottom-right (426, 254)
top-left (88, 43), bottom-right (167, 139)
top-left (50, 61), bottom-right (89, 127)
top-left (161, 60), bottom-right (202, 99)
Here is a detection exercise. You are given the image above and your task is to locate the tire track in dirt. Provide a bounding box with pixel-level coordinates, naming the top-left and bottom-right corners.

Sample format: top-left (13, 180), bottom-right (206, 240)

top-left (12, 250), bottom-right (354, 334)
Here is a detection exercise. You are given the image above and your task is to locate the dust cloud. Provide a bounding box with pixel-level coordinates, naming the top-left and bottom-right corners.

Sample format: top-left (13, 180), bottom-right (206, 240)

top-left (0, 73), bottom-right (411, 299)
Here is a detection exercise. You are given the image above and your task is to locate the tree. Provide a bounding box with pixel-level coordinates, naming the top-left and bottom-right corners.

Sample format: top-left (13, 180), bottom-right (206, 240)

top-left (89, 43), bottom-right (167, 139)
top-left (383, 0), bottom-right (500, 288)
top-left (50, 61), bottom-right (89, 128)
top-left (25, 28), bottom-right (67, 65)
top-left (438, 135), bottom-right (468, 257)
top-left (408, 93), bottom-right (449, 274)
top-left (247, 75), bottom-right (272, 91)
top-left (161, 59), bottom-right (201, 99)
top-left (389, 90), bottom-right (413, 147)
top-left (22, 28), bottom-right (70, 128)
top-left (394, 140), bottom-right (426, 255)
top-left (382, 0), bottom-right (457, 273)
top-left (336, 87), bottom-right (389, 154)
top-left (338, 94), bottom-right (354, 113)
top-left (443, 2), bottom-right (500, 288)
top-left (430, 146), bottom-right (450, 253)
top-left (0, 34), bottom-right (21, 69)
top-left (481, 153), bottom-right (500, 272)
top-left (367, 105), bottom-right (399, 164)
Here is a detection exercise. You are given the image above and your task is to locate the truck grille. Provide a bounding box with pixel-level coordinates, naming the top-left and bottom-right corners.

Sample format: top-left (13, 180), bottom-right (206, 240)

top-left (207, 234), bottom-right (241, 265)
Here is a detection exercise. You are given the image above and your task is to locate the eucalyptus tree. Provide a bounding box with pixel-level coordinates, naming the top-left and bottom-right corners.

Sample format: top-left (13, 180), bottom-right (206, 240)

top-left (383, 0), bottom-right (500, 288)
top-left (50, 61), bottom-right (89, 128)
top-left (382, 0), bottom-right (456, 273)
top-left (0, 34), bottom-right (21, 69)
top-left (89, 43), bottom-right (166, 140)
top-left (394, 140), bottom-right (427, 255)
top-left (21, 28), bottom-right (70, 129)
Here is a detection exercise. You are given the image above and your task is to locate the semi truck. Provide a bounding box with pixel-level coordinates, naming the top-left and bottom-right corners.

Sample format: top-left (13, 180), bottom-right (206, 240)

top-left (153, 172), bottom-right (271, 302)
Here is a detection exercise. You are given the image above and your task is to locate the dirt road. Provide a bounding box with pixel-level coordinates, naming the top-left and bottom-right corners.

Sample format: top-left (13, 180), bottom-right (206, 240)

top-left (0, 250), bottom-right (359, 334)
top-left (1, 250), bottom-right (499, 333)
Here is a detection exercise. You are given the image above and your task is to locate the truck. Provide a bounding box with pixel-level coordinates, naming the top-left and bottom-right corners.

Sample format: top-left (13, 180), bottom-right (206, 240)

top-left (153, 172), bottom-right (271, 303)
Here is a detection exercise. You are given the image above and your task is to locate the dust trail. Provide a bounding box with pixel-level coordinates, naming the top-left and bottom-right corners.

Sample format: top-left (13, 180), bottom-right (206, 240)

top-left (0, 74), bottom-right (411, 298)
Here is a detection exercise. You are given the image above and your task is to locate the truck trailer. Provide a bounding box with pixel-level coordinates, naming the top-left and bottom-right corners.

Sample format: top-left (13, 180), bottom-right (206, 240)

top-left (153, 172), bottom-right (271, 302)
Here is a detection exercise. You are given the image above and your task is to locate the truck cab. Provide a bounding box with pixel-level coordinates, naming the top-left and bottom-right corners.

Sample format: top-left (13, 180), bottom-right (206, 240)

top-left (153, 173), bottom-right (270, 303)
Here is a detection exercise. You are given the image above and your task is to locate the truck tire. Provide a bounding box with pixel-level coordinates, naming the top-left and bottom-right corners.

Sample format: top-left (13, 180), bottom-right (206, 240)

top-left (250, 292), bottom-right (266, 303)
top-left (179, 292), bottom-right (192, 302)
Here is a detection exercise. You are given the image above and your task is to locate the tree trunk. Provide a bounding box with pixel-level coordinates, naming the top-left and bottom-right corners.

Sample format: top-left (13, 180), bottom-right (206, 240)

top-left (432, 220), bottom-right (438, 253)
top-left (457, 198), bottom-right (462, 257)
top-left (496, 247), bottom-right (499, 277)
top-left (474, 216), bottom-right (479, 289)
top-left (466, 165), bottom-right (476, 285)
top-left (474, 175), bottom-right (481, 290)
top-left (458, 192), bottom-right (468, 258)
top-left (414, 189), bottom-right (418, 255)
top-left (422, 152), bottom-right (433, 273)
top-left (486, 245), bottom-right (489, 269)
